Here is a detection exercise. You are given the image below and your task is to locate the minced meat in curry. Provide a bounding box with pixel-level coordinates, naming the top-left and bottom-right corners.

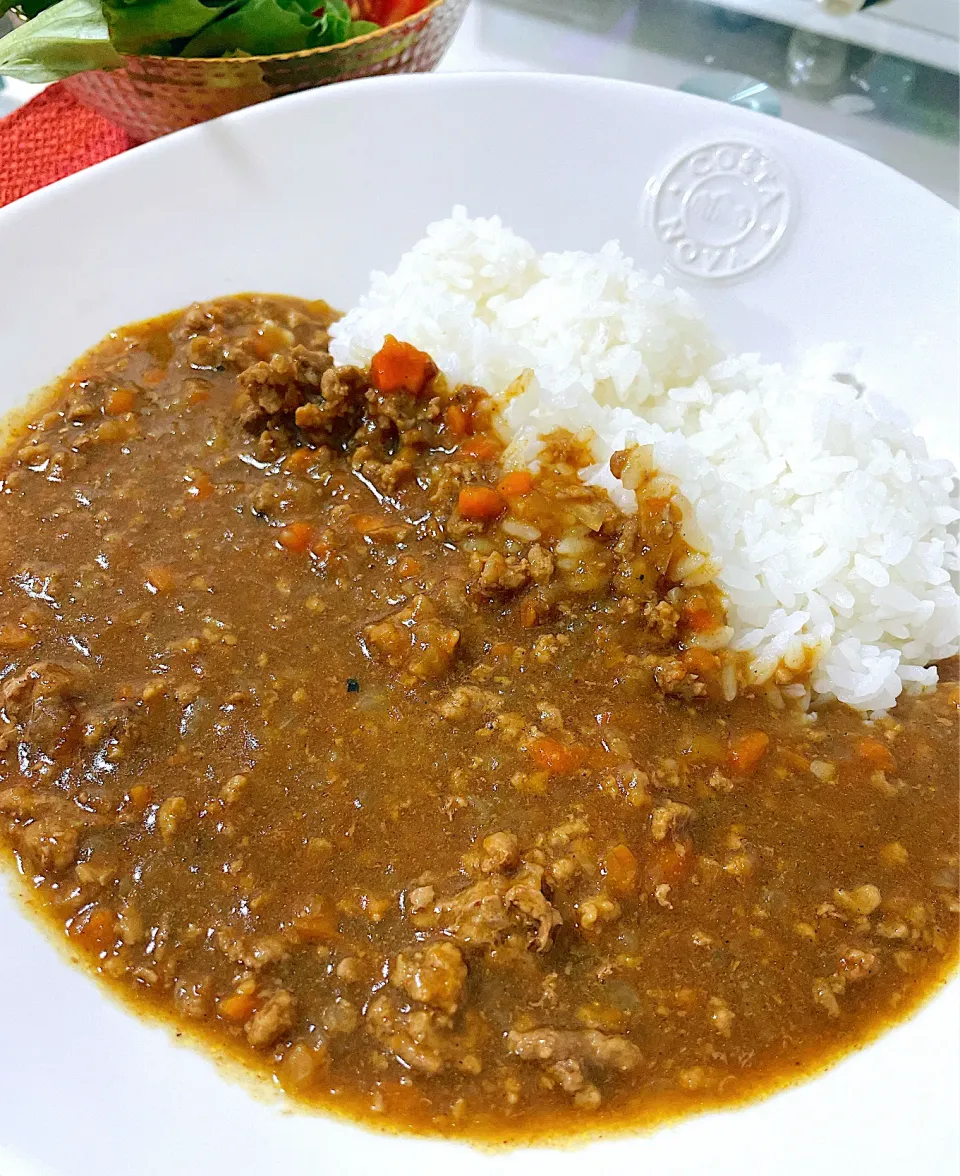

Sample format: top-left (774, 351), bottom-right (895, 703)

top-left (0, 294), bottom-right (956, 1143)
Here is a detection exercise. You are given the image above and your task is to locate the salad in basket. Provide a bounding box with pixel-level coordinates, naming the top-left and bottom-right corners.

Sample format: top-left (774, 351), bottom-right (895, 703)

top-left (0, 0), bottom-right (427, 79)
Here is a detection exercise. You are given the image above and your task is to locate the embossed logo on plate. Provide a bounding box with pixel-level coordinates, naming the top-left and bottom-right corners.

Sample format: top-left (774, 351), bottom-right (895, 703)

top-left (652, 142), bottom-right (793, 280)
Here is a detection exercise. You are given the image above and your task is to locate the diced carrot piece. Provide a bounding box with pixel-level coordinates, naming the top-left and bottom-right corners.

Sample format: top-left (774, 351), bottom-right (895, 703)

top-left (529, 736), bottom-right (584, 774)
top-left (445, 404), bottom-right (472, 437)
top-left (144, 566), bottom-right (175, 594)
top-left (397, 556), bottom-right (421, 579)
top-left (642, 496), bottom-right (670, 515)
top-left (105, 387), bottom-right (136, 416)
top-left (645, 838), bottom-right (695, 888)
top-left (309, 537), bottom-right (332, 563)
top-left (284, 448), bottom-right (314, 474)
top-left (497, 470), bottom-right (535, 498)
top-left (519, 598), bottom-right (540, 629)
top-left (682, 647), bottom-right (720, 676)
top-left (128, 784), bottom-right (153, 810)
top-left (71, 908), bottom-right (117, 953)
top-left (856, 738), bottom-right (895, 772)
top-left (141, 367), bottom-right (167, 388)
top-left (682, 603), bottom-right (718, 633)
top-left (370, 335), bottom-right (436, 396)
top-left (252, 324), bottom-right (290, 360)
top-left (602, 844), bottom-right (638, 895)
top-left (728, 730), bottom-right (771, 775)
top-left (779, 747), bottom-right (810, 772)
top-left (0, 623), bottom-right (36, 650)
top-left (217, 992), bottom-right (258, 1023)
top-left (185, 472), bottom-right (214, 500)
top-left (457, 486), bottom-right (506, 522)
top-left (277, 522), bottom-right (314, 553)
top-left (351, 514), bottom-right (385, 535)
top-left (459, 435), bottom-right (501, 461)
top-left (293, 909), bottom-right (339, 943)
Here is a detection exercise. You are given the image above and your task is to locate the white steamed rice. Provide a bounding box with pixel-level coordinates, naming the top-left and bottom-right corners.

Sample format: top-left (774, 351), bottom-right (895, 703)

top-left (330, 208), bottom-right (960, 711)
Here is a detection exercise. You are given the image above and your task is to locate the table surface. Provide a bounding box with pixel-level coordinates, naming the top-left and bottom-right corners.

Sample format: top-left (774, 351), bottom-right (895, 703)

top-left (1, 0), bottom-right (958, 205)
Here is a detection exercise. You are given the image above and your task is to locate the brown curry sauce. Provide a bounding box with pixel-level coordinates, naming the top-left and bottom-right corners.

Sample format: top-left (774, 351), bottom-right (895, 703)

top-left (0, 294), bottom-right (956, 1143)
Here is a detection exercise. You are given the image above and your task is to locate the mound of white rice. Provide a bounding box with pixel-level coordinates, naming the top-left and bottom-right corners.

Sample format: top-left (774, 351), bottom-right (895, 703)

top-left (330, 208), bottom-right (960, 711)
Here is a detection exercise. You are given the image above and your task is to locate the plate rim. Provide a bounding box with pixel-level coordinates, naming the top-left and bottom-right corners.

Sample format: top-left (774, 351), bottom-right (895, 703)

top-left (1, 72), bottom-right (958, 231)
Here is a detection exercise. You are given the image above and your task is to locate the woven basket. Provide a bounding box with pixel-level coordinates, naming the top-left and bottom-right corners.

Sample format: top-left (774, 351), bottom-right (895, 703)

top-left (55, 0), bottom-right (467, 141)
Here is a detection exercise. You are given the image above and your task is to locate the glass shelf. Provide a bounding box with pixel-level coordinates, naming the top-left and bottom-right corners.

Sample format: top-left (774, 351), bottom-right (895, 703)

top-left (439, 0), bottom-right (959, 204)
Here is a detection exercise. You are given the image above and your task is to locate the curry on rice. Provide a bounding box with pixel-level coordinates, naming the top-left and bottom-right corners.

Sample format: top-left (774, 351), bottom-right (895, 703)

top-left (0, 293), bottom-right (956, 1142)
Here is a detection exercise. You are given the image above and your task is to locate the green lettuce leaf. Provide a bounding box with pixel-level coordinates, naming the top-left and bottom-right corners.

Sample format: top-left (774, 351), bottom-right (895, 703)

top-left (0, 0), bottom-right (123, 81)
top-left (103, 0), bottom-right (233, 53)
top-left (313, 0), bottom-right (347, 43)
top-left (273, 0), bottom-right (376, 46)
top-left (308, 0), bottom-right (378, 44)
top-left (0, 0), bottom-right (382, 75)
top-left (180, 0), bottom-right (315, 56)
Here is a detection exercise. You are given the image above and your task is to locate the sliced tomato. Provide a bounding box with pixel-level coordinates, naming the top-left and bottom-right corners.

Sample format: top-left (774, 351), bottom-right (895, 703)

top-left (359, 0), bottom-right (427, 24)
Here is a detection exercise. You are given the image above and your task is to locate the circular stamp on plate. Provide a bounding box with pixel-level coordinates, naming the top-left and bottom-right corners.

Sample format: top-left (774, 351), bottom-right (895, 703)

top-left (650, 142), bottom-right (794, 281)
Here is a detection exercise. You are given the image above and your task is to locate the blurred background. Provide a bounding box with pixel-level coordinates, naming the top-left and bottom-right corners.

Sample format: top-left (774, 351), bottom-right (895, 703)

top-left (2, 0), bottom-right (957, 202)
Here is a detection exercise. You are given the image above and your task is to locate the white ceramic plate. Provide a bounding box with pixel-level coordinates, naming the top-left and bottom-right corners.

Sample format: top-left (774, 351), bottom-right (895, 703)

top-left (0, 73), bottom-right (957, 1176)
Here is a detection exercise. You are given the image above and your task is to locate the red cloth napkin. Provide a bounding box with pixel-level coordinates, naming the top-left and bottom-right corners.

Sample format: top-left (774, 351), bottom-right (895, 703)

top-left (0, 81), bottom-right (134, 209)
